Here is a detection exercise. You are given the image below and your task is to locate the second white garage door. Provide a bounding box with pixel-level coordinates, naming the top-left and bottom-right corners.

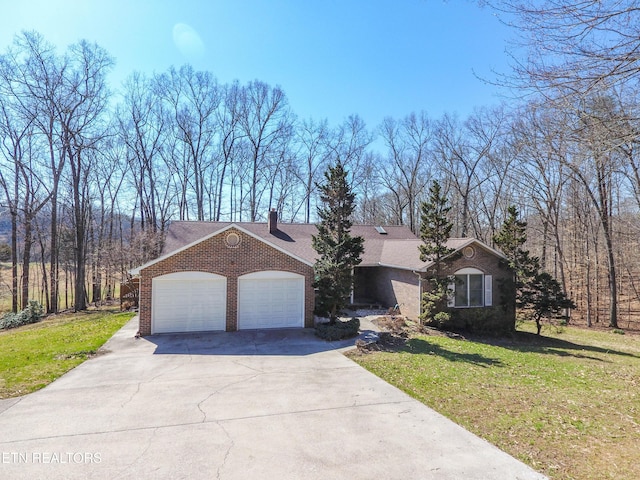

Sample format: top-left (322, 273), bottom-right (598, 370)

top-left (238, 271), bottom-right (304, 329)
top-left (152, 271), bottom-right (227, 334)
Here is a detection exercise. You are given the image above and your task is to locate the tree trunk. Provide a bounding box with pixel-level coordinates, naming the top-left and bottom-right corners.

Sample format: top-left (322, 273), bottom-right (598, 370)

top-left (603, 223), bottom-right (618, 328)
top-left (597, 164), bottom-right (618, 329)
top-left (21, 218), bottom-right (33, 309)
top-left (10, 206), bottom-right (18, 313)
top-left (38, 227), bottom-right (50, 313)
top-left (49, 176), bottom-right (60, 314)
top-left (72, 148), bottom-right (88, 312)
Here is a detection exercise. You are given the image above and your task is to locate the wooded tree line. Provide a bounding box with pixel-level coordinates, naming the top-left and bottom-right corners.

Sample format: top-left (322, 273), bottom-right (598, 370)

top-left (1, 0), bottom-right (640, 331)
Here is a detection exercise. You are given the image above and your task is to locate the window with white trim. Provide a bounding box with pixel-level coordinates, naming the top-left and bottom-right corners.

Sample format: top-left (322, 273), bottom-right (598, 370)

top-left (449, 268), bottom-right (492, 308)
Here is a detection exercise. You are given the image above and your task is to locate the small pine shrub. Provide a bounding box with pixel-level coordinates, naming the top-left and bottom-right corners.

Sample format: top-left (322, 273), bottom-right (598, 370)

top-left (315, 317), bottom-right (360, 341)
top-left (612, 328), bottom-right (625, 335)
top-left (0, 301), bottom-right (45, 330)
top-left (429, 311), bottom-right (452, 328)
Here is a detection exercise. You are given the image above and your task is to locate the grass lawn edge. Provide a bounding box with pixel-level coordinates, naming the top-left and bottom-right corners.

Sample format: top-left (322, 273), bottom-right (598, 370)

top-left (0, 310), bottom-right (136, 399)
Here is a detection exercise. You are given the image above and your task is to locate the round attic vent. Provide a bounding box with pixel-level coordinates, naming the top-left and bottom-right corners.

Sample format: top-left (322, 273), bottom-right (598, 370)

top-left (225, 232), bottom-right (241, 248)
top-left (463, 246), bottom-right (475, 258)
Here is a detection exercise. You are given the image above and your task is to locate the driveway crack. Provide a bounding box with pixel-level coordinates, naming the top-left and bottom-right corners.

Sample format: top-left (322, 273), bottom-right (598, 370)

top-left (0, 399), bottom-right (416, 446)
top-left (147, 359), bottom-right (186, 382)
top-left (197, 393), bottom-right (214, 422)
top-left (197, 373), bottom-right (263, 423)
top-left (231, 359), bottom-right (265, 374)
top-left (113, 426), bottom-right (159, 479)
top-left (216, 422), bottom-right (235, 479)
top-left (120, 382), bottom-right (142, 409)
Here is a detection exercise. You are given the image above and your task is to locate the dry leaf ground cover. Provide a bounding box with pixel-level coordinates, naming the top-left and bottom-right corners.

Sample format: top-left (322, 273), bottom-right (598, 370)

top-left (348, 320), bottom-right (640, 480)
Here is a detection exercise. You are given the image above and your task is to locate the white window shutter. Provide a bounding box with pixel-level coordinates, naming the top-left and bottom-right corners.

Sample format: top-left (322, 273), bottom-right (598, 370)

top-left (447, 279), bottom-right (455, 307)
top-left (484, 275), bottom-right (492, 306)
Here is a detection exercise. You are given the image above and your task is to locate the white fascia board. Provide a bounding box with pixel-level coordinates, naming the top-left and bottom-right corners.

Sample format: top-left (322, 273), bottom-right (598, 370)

top-left (460, 238), bottom-right (508, 261)
top-left (130, 224), bottom-right (237, 274)
top-left (131, 223), bottom-right (314, 275)
top-left (413, 238), bottom-right (508, 272)
top-left (377, 262), bottom-right (429, 272)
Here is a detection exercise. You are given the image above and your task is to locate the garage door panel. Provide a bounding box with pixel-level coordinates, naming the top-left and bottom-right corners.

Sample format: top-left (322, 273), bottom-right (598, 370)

top-left (152, 272), bottom-right (226, 334)
top-left (238, 272), bottom-right (304, 329)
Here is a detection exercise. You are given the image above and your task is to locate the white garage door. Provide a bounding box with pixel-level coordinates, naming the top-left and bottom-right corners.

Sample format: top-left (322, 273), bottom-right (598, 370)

top-left (238, 271), bottom-right (305, 329)
top-left (152, 272), bottom-right (226, 334)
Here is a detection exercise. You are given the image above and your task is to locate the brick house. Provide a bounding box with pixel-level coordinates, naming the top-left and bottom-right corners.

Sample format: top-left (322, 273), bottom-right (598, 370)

top-left (131, 211), bottom-right (514, 336)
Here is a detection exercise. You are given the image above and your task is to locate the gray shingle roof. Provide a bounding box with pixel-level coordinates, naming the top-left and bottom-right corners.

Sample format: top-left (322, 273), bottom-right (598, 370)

top-left (131, 220), bottom-right (504, 274)
top-left (161, 221), bottom-right (420, 263)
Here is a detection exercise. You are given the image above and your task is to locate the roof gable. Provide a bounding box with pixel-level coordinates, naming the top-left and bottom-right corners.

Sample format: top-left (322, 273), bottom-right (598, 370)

top-left (131, 223), bottom-right (315, 274)
top-left (131, 220), bottom-right (506, 275)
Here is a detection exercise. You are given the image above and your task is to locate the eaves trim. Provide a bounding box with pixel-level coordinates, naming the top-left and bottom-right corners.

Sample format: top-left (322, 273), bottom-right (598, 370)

top-left (129, 223), bottom-right (314, 276)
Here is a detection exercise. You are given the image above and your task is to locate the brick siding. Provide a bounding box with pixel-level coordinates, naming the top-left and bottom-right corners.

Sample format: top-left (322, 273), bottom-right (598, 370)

top-left (354, 244), bottom-right (512, 323)
top-left (442, 245), bottom-right (509, 280)
top-left (423, 243), bottom-right (516, 332)
top-left (354, 267), bottom-right (421, 319)
top-left (138, 228), bottom-right (315, 336)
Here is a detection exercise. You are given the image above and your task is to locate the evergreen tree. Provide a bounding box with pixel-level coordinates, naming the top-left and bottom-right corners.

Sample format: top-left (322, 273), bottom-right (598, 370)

top-left (493, 206), bottom-right (539, 313)
top-left (494, 206), bottom-right (574, 334)
top-left (523, 271), bottom-right (575, 335)
top-left (312, 161), bottom-right (364, 324)
top-left (418, 180), bottom-right (456, 325)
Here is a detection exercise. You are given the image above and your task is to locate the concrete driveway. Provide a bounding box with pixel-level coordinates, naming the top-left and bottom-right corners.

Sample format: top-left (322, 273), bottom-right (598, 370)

top-left (0, 317), bottom-right (546, 480)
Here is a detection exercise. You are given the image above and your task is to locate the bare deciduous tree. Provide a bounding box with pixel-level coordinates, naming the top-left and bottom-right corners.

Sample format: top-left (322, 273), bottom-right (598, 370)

top-left (495, 0), bottom-right (640, 97)
top-left (119, 71), bottom-right (167, 239)
top-left (379, 111), bottom-right (433, 233)
top-left (157, 65), bottom-right (221, 221)
top-left (293, 117), bottom-right (330, 223)
top-left (238, 80), bottom-right (294, 221)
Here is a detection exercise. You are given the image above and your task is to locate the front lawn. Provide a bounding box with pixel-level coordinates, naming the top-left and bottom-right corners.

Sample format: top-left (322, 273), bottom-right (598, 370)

top-left (348, 322), bottom-right (640, 480)
top-left (0, 310), bottom-right (135, 398)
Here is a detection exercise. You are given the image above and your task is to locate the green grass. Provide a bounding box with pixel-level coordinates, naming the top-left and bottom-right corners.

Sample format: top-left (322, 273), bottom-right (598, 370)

top-left (348, 322), bottom-right (640, 480)
top-left (0, 310), bottom-right (135, 398)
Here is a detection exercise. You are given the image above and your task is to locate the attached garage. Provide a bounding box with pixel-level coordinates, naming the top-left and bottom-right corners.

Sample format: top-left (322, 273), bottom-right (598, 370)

top-left (238, 271), bottom-right (305, 329)
top-left (134, 222), bottom-right (318, 335)
top-left (152, 271), bottom-right (227, 334)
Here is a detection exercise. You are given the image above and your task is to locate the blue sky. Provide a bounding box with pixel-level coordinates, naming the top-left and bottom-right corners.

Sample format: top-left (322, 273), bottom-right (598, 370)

top-left (0, 0), bottom-right (513, 129)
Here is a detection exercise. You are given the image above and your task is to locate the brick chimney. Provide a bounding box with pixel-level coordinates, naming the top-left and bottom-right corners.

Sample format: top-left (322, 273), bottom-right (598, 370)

top-left (268, 208), bottom-right (278, 233)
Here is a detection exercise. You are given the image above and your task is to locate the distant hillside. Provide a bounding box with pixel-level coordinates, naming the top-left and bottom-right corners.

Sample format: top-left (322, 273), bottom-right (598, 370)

top-left (0, 210), bottom-right (9, 243)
